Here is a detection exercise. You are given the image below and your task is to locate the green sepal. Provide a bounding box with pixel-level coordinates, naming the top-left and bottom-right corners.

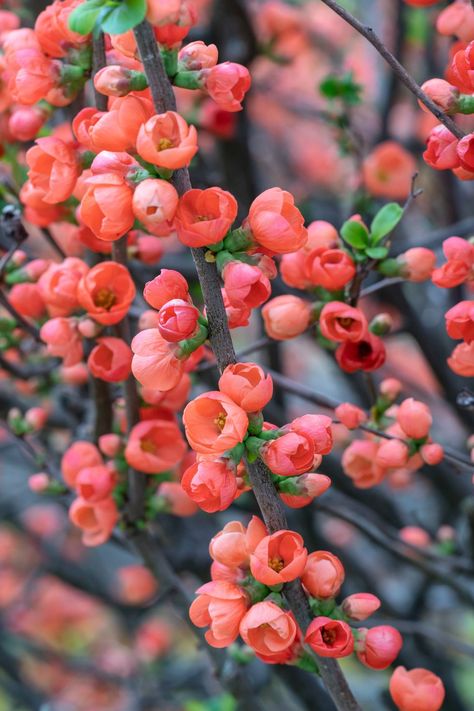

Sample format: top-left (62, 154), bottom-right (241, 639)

top-left (293, 651), bottom-right (320, 674)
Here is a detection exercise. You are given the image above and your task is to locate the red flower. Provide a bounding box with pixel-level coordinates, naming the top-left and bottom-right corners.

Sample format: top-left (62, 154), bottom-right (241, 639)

top-left (304, 617), bottom-right (354, 658)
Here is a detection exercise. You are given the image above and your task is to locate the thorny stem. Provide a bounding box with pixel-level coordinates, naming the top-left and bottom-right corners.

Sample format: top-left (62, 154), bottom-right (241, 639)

top-left (319, 0), bottom-right (465, 140)
top-left (134, 19), bottom-right (362, 711)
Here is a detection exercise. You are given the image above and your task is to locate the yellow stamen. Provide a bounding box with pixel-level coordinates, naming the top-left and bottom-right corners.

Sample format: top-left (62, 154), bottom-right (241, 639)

top-left (214, 412), bottom-right (227, 431)
top-left (157, 137), bottom-right (174, 151)
top-left (268, 557), bottom-right (285, 573)
top-left (94, 288), bottom-right (116, 310)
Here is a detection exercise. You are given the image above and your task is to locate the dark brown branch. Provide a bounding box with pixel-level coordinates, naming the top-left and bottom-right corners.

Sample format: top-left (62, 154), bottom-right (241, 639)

top-left (92, 33), bottom-right (108, 112)
top-left (133, 20), bottom-right (361, 711)
top-left (319, 0), bottom-right (465, 140)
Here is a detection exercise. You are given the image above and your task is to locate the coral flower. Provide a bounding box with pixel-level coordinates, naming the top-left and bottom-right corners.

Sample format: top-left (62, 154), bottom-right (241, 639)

top-left (158, 299), bottom-right (199, 342)
top-left (423, 125), bottom-right (460, 170)
top-left (250, 530), bottom-right (307, 585)
top-left (342, 593), bottom-right (381, 621)
top-left (363, 141), bottom-right (417, 199)
top-left (190, 580), bottom-right (249, 648)
top-left (69, 496), bottom-right (118, 547)
top-left (40, 317), bottom-right (83, 366)
top-left (445, 300), bottom-right (474, 342)
top-left (136, 111), bottom-right (198, 169)
top-left (289, 414), bottom-right (333, 454)
top-left (247, 188), bottom-right (307, 254)
top-left (8, 48), bottom-right (60, 105)
top-left (222, 262), bottom-right (271, 310)
top-left (342, 439), bottom-right (385, 489)
top-left (396, 398), bottom-right (432, 440)
top-left (218, 362), bottom-right (273, 412)
top-left (61, 441), bottom-right (103, 489)
top-left (132, 178), bottom-right (179, 234)
top-left (304, 617), bottom-right (354, 658)
top-left (38, 257), bottom-right (88, 316)
top-left (116, 565), bottom-right (158, 605)
top-left (26, 137), bottom-right (79, 204)
top-left (305, 248), bottom-right (356, 290)
top-left (319, 302), bottom-right (368, 342)
top-left (336, 333), bottom-right (386, 372)
top-left (181, 458), bottom-right (238, 512)
top-left (448, 340), bottom-right (474, 376)
top-left (144, 269), bottom-right (190, 310)
top-left (76, 466), bottom-right (115, 503)
top-left (131, 328), bottom-right (185, 391)
top-left (79, 172), bottom-right (135, 242)
top-left (261, 431), bottom-right (316, 476)
top-left (34, 0), bottom-right (90, 58)
top-left (125, 419), bottom-right (186, 474)
top-left (77, 262), bottom-right (136, 325)
top-left (209, 516), bottom-right (267, 568)
top-left (174, 187), bottom-right (238, 247)
top-left (262, 295), bottom-right (312, 340)
top-left (357, 625), bottom-right (403, 669)
top-left (389, 666), bottom-right (445, 711)
top-left (201, 62), bottom-right (251, 112)
top-left (239, 602), bottom-right (299, 663)
top-left (302, 551), bottom-right (345, 599)
top-left (87, 337), bottom-right (132, 382)
top-left (183, 391), bottom-right (249, 455)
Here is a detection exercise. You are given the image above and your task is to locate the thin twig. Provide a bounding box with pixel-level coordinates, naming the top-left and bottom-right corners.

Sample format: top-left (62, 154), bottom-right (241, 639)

top-left (319, 0), bottom-right (465, 140)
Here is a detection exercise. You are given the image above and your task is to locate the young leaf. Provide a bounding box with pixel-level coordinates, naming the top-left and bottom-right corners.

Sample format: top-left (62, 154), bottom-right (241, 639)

top-left (365, 246), bottom-right (389, 260)
top-left (101, 0), bottom-right (147, 35)
top-left (370, 203), bottom-right (403, 244)
top-left (340, 220), bottom-right (370, 249)
top-left (68, 0), bottom-right (105, 35)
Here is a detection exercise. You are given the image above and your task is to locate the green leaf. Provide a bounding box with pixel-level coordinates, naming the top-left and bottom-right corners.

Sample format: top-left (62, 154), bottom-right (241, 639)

top-left (68, 0), bottom-right (105, 35)
top-left (340, 220), bottom-right (369, 249)
top-left (370, 203), bottom-right (403, 244)
top-left (101, 0), bottom-right (147, 35)
top-left (365, 246), bottom-right (389, 260)
top-left (319, 71), bottom-right (362, 105)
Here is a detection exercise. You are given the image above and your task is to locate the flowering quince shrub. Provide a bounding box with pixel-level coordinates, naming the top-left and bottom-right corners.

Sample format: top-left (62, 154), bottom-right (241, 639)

top-left (0, 0), bottom-right (473, 708)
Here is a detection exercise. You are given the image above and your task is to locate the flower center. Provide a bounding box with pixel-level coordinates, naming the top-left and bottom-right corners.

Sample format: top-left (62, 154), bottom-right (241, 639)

top-left (214, 411), bottom-right (227, 431)
top-left (322, 627), bottom-right (336, 645)
top-left (337, 317), bottom-right (354, 328)
top-left (268, 557), bottom-right (285, 573)
top-left (140, 438), bottom-right (157, 454)
top-left (157, 137), bottom-right (174, 151)
top-left (94, 287), bottom-right (116, 310)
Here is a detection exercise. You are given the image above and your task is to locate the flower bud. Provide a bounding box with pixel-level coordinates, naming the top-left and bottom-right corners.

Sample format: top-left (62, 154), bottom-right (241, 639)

top-left (375, 439), bottom-right (410, 469)
top-left (397, 398), bottom-right (432, 440)
top-left (379, 378), bottom-right (402, 401)
top-left (94, 66), bottom-right (148, 97)
top-left (158, 298), bottom-right (200, 342)
top-left (24, 407), bottom-right (48, 431)
top-left (335, 403), bottom-right (367, 430)
top-left (419, 79), bottom-right (460, 114)
top-left (369, 312), bottom-right (393, 336)
top-left (98, 434), bottom-right (122, 458)
top-left (262, 295), bottom-right (312, 340)
top-left (341, 593), bottom-right (381, 621)
top-left (144, 269), bottom-right (190, 310)
top-left (420, 442), bottom-right (444, 466)
top-left (28, 472), bottom-right (50, 493)
top-left (218, 362), bottom-right (273, 412)
top-left (357, 625), bottom-right (403, 670)
top-left (398, 247), bottom-right (436, 282)
top-left (302, 550), bottom-right (345, 599)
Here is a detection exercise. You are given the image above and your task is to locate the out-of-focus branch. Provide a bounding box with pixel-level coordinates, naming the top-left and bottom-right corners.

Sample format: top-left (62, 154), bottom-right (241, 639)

top-left (319, 0), bottom-right (465, 139)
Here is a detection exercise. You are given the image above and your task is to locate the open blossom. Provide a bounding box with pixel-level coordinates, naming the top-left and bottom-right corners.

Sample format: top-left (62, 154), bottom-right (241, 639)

top-left (423, 125), bottom-right (460, 170)
top-left (432, 236), bottom-right (474, 287)
top-left (261, 431), bottom-right (316, 476)
top-left (132, 178), bottom-right (179, 235)
top-left (240, 603), bottom-right (300, 664)
top-left (209, 516), bottom-right (267, 568)
top-left (87, 337), bottom-right (132, 382)
top-left (181, 457), bottom-right (238, 512)
top-left (247, 188), bottom-right (307, 253)
top-left (136, 111), bottom-right (198, 169)
top-left (305, 248), bottom-right (356, 290)
top-left (69, 497), bottom-right (118, 547)
top-left (38, 258), bottom-right (88, 317)
top-left (357, 625), bottom-right (403, 670)
top-left (131, 328), bottom-right (185, 391)
top-left (437, 0), bottom-right (474, 42)
top-left (396, 399), bottom-right (432, 440)
top-left (304, 617), bottom-right (354, 658)
top-left (389, 667), bottom-right (445, 711)
top-left (183, 391), bottom-right (249, 455)
top-left (250, 530), bottom-right (307, 585)
top-left (218, 362), bottom-right (273, 412)
top-left (447, 340), bottom-right (474, 376)
top-left (302, 551), bottom-right (345, 599)
top-left (34, 0), bottom-right (90, 58)
top-left (61, 441), bottom-right (103, 489)
top-left (158, 299), bottom-right (199, 342)
top-left (336, 333), bottom-right (386, 373)
top-left (319, 302), bottom-right (368, 342)
top-left (144, 269), bottom-right (190, 310)
top-left (79, 172), bottom-right (135, 241)
top-left (77, 262), bottom-right (136, 325)
top-left (445, 300), bottom-right (474, 342)
top-left (189, 581), bottom-right (249, 647)
top-left (76, 466), bottom-right (115, 504)
top-left (8, 48), bottom-right (61, 105)
top-left (178, 41), bottom-right (218, 70)
top-left (363, 141), bottom-right (417, 200)
top-left (342, 440), bottom-right (386, 489)
top-left (222, 262), bottom-right (271, 310)
top-left (40, 317), bottom-right (83, 366)
top-left (125, 419), bottom-right (186, 474)
top-left (174, 187), bottom-right (237, 247)
top-left (262, 295), bottom-right (312, 340)
top-left (26, 137), bottom-right (79, 204)
top-left (73, 95), bottom-right (154, 152)
top-left (201, 62), bottom-right (251, 112)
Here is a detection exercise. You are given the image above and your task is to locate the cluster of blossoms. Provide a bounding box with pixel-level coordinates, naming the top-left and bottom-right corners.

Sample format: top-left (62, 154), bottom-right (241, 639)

top-left (339, 380), bottom-right (444, 489)
top-left (181, 363), bottom-right (333, 511)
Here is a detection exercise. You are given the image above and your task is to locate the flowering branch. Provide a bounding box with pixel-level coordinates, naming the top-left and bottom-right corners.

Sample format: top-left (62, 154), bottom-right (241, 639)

top-left (133, 18), bottom-right (362, 711)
